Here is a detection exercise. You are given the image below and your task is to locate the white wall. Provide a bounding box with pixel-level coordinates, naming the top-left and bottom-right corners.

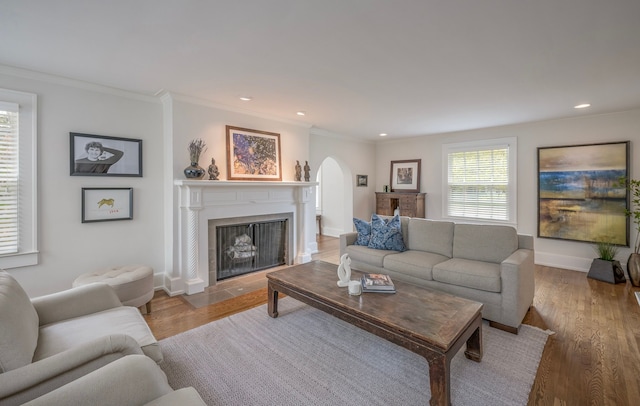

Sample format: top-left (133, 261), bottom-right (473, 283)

top-left (374, 109), bottom-right (640, 272)
top-left (168, 96), bottom-right (309, 182)
top-left (0, 69), bottom-right (164, 296)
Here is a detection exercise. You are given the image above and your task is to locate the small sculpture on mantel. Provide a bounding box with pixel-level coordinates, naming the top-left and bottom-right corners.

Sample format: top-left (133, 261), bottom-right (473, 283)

top-left (208, 158), bottom-right (220, 180)
top-left (294, 160), bottom-right (302, 181)
top-left (304, 161), bottom-right (310, 182)
top-left (337, 253), bottom-right (352, 287)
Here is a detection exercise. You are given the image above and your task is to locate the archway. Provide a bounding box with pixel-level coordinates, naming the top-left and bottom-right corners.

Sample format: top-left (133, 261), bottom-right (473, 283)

top-left (315, 156), bottom-right (353, 237)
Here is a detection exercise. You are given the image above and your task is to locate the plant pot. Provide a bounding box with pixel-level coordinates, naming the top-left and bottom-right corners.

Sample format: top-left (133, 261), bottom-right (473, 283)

top-left (627, 253), bottom-right (640, 287)
top-left (184, 162), bottom-right (205, 179)
top-left (587, 258), bottom-right (626, 284)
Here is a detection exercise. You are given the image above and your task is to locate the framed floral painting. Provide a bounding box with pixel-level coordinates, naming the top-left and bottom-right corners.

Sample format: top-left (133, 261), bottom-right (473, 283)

top-left (226, 126), bottom-right (282, 181)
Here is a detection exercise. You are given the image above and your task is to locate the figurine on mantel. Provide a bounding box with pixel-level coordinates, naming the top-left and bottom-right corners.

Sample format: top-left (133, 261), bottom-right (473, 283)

top-left (304, 161), bottom-right (310, 182)
top-left (294, 160), bottom-right (302, 181)
top-left (208, 158), bottom-right (219, 180)
top-left (337, 253), bottom-right (352, 287)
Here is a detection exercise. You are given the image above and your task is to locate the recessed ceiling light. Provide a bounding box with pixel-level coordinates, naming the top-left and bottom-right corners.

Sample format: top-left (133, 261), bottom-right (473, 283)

top-left (379, 133), bottom-right (388, 137)
top-left (574, 103), bottom-right (591, 109)
top-left (296, 111), bottom-right (306, 116)
top-left (239, 96), bottom-right (253, 101)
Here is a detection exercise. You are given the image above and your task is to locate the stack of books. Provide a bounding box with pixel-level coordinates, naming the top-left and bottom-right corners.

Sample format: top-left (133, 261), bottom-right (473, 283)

top-left (361, 273), bottom-right (396, 293)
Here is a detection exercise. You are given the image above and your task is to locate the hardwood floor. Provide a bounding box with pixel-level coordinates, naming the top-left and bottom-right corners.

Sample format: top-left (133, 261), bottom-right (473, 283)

top-left (144, 235), bottom-right (640, 405)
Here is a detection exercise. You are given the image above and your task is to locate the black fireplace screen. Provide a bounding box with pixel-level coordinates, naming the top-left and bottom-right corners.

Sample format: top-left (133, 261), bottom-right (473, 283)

top-left (216, 219), bottom-right (287, 280)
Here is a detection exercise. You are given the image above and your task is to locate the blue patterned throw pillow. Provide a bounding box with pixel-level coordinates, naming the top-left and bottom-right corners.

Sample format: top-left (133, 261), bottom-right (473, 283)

top-left (353, 217), bottom-right (371, 246)
top-left (368, 214), bottom-right (406, 251)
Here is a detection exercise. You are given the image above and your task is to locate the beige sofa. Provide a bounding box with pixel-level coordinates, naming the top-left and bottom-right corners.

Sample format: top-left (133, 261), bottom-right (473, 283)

top-left (0, 270), bottom-right (161, 405)
top-left (340, 217), bottom-right (535, 333)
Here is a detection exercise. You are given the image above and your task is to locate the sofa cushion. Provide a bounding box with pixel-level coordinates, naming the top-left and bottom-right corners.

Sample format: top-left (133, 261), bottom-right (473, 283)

top-left (345, 245), bottom-right (393, 268)
top-left (0, 271), bottom-right (40, 373)
top-left (368, 214), bottom-right (406, 251)
top-left (407, 219), bottom-right (455, 258)
top-left (352, 217), bottom-right (371, 246)
top-left (383, 251), bottom-right (450, 281)
top-left (433, 258), bottom-right (502, 293)
top-left (453, 224), bottom-right (518, 263)
top-left (34, 306), bottom-right (161, 363)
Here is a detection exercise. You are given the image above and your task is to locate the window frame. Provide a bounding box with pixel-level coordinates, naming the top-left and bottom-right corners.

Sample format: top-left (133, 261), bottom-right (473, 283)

top-left (442, 137), bottom-right (517, 226)
top-left (0, 88), bottom-right (38, 268)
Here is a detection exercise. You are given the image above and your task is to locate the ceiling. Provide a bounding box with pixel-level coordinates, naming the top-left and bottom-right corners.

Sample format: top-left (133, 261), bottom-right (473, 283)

top-left (2, 0), bottom-right (640, 141)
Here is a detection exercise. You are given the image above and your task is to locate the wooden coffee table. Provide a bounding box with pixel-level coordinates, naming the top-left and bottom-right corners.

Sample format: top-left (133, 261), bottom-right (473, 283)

top-left (267, 260), bottom-right (483, 406)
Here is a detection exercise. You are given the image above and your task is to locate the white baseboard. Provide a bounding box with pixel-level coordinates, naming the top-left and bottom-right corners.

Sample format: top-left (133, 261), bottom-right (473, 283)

top-left (535, 251), bottom-right (593, 273)
top-left (321, 226), bottom-right (346, 238)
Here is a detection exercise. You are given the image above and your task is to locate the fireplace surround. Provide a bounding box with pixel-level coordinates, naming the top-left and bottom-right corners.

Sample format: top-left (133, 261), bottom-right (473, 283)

top-left (173, 180), bottom-right (317, 295)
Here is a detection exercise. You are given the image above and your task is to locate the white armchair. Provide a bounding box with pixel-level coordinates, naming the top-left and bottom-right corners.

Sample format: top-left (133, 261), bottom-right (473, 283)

top-left (0, 270), bottom-right (161, 405)
top-left (23, 355), bottom-right (206, 406)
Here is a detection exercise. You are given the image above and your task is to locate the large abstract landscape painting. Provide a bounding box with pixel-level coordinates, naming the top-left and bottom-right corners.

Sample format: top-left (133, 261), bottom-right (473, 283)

top-left (538, 141), bottom-right (629, 245)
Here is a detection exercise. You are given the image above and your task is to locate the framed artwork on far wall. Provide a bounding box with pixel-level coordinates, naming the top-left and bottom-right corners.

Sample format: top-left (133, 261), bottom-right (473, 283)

top-left (225, 125), bottom-right (282, 181)
top-left (356, 174), bottom-right (368, 187)
top-left (70, 133), bottom-right (142, 177)
top-left (82, 187), bottom-right (133, 223)
top-left (538, 141), bottom-right (629, 245)
top-left (390, 159), bottom-right (421, 193)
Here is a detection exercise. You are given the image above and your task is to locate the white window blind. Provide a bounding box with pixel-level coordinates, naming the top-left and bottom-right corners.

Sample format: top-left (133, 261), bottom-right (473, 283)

top-left (444, 137), bottom-right (517, 224)
top-left (0, 88), bottom-right (37, 269)
top-left (0, 102), bottom-right (19, 254)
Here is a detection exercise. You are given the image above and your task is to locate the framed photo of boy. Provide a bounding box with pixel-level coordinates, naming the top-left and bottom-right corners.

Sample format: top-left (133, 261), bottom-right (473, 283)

top-left (226, 125), bottom-right (282, 181)
top-left (390, 159), bottom-right (421, 192)
top-left (70, 133), bottom-right (142, 176)
top-left (82, 187), bottom-right (133, 223)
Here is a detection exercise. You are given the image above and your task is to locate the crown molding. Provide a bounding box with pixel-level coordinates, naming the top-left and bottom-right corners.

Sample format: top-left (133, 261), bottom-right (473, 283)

top-left (0, 64), bottom-right (159, 103)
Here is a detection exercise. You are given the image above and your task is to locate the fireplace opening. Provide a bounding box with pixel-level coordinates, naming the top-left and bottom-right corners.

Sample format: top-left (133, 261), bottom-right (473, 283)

top-left (215, 219), bottom-right (288, 281)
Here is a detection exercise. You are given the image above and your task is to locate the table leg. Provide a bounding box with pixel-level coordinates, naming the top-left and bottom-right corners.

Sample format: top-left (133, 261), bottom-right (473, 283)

top-left (427, 354), bottom-right (450, 406)
top-left (464, 324), bottom-right (483, 362)
top-left (267, 283), bottom-right (279, 318)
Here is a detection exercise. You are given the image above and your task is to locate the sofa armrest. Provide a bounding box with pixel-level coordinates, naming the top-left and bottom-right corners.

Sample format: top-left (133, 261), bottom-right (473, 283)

top-left (0, 334), bottom-right (143, 405)
top-left (499, 248), bottom-right (535, 327)
top-left (22, 355), bottom-right (177, 406)
top-left (339, 232), bottom-right (358, 256)
top-left (32, 283), bottom-right (122, 326)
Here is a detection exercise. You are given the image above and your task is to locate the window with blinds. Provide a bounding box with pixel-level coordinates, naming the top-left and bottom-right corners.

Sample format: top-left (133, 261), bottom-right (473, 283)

top-left (0, 103), bottom-right (18, 254)
top-left (443, 138), bottom-right (517, 224)
top-left (0, 88), bottom-right (37, 269)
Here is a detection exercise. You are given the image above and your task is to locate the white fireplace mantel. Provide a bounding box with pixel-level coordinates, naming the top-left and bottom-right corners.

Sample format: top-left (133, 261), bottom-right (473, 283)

top-left (174, 180), bottom-right (317, 295)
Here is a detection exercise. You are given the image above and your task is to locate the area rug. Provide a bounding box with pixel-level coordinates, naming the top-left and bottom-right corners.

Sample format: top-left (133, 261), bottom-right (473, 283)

top-left (159, 297), bottom-right (552, 406)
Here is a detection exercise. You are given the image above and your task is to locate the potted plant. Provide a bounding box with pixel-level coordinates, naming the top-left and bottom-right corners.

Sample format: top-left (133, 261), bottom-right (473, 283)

top-left (184, 138), bottom-right (207, 179)
top-left (587, 240), bottom-right (626, 284)
top-left (618, 177), bottom-right (640, 286)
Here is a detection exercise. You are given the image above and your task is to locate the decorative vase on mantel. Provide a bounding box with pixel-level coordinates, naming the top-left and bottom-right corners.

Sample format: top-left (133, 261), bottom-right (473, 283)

top-left (184, 138), bottom-right (207, 180)
top-left (184, 161), bottom-right (205, 179)
top-left (628, 253), bottom-right (640, 287)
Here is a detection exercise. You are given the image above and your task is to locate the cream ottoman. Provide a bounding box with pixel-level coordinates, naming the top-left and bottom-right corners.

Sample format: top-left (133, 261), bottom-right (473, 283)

top-left (72, 265), bottom-right (154, 313)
